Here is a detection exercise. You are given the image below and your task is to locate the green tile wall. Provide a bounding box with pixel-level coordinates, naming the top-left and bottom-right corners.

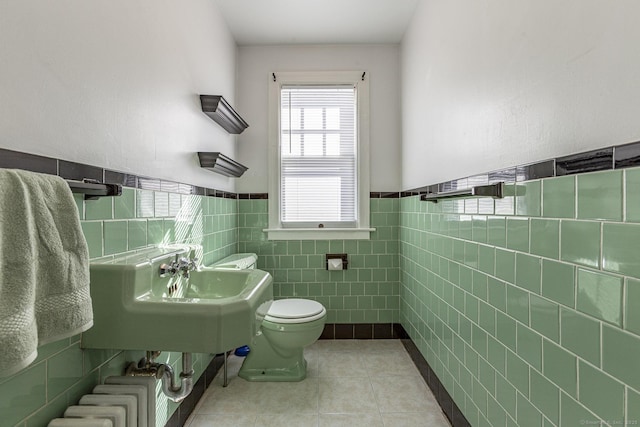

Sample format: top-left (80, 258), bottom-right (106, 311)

top-left (400, 168), bottom-right (640, 427)
top-left (237, 198), bottom-right (400, 323)
top-left (2, 188), bottom-right (237, 427)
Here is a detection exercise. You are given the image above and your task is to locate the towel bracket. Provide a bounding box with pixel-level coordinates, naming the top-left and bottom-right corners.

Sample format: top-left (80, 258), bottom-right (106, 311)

top-left (420, 182), bottom-right (504, 203)
top-left (67, 179), bottom-right (122, 200)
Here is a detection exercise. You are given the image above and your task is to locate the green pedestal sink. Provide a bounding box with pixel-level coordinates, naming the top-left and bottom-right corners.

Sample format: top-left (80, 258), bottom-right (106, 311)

top-left (81, 247), bottom-right (273, 354)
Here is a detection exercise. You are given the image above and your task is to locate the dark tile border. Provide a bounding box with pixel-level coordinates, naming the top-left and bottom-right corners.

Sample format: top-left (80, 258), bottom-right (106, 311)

top-left (319, 323), bottom-right (406, 340)
top-left (403, 140), bottom-right (640, 197)
top-left (0, 148), bottom-right (237, 199)
top-left (401, 332), bottom-right (471, 427)
top-left (165, 353), bottom-right (226, 427)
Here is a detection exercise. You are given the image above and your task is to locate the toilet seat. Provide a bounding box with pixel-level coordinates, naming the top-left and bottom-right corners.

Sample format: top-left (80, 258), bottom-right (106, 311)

top-left (264, 299), bottom-right (326, 324)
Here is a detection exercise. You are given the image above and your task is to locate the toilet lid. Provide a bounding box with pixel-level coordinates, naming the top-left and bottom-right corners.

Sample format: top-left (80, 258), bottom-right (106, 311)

top-left (264, 299), bottom-right (326, 323)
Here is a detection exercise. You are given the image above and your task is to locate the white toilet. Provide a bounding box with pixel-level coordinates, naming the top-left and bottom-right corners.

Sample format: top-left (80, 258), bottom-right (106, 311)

top-left (210, 254), bottom-right (327, 382)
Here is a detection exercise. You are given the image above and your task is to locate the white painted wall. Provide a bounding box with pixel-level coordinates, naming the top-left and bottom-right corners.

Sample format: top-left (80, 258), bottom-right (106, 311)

top-left (401, 0), bottom-right (640, 190)
top-left (0, 0), bottom-right (237, 191)
top-left (235, 44), bottom-right (402, 193)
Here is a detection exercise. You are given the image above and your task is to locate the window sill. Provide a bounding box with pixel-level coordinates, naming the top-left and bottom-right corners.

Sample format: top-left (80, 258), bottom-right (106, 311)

top-left (264, 228), bottom-right (375, 241)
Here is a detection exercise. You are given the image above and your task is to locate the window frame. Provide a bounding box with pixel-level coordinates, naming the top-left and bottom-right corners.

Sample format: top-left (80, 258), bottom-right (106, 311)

top-left (265, 71), bottom-right (373, 240)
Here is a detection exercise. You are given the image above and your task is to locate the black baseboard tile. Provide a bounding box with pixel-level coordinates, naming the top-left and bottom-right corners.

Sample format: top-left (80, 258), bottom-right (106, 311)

top-left (401, 335), bottom-right (471, 427)
top-left (318, 323), bottom-right (403, 340)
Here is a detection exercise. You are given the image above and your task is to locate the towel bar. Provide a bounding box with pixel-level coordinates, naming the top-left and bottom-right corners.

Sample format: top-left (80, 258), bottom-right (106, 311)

top-left (420, 182), bottom-right (504, 203)
top-left (67, 180), bottom-right (122, 200)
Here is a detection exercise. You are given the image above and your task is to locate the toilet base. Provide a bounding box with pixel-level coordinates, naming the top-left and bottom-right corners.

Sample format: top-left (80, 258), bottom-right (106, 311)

top-left (238, 333), bottom-right (308, 382)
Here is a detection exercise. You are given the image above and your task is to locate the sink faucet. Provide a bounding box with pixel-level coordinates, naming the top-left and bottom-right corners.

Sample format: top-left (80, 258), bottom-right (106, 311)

top-left (160, 255), bottom-right (198, 278)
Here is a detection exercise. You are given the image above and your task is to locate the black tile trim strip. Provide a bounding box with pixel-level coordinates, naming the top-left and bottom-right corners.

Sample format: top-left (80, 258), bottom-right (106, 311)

top-left (369, 192), bottom-right (401, 198)
top-left (0, 148), bottom-right (237, 199)
top-left (319, 323), bottom-right (407, 340)
top-left (402, 139), bottom-right (640, 197)
top-left (401, 333), bottom-right (471, 427)
top-left (165, 353), bottom-right (226, 427)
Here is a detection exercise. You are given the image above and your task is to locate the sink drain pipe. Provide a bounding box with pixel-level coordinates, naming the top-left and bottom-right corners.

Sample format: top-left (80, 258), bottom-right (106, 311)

top-left (125, 351), bottom-right (194, 402)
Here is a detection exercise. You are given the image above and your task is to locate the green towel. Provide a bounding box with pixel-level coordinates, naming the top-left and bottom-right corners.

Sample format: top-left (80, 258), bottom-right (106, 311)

top-left (0, 169), bottom-right (92, 377)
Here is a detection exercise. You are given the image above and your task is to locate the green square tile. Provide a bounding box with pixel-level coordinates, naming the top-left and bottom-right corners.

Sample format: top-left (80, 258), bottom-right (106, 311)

top-left (147, 219), bottom-right (164, 245)
top-left (487, 395), bottom-right (507, 427)
top-left (578, 361), bottom-right (624, 423)
top-left (603, 223), bottom-right (640, 279)
top-left (560, 220), bottom-right (600, 269)
top-left (487, 216), bottom-right (507, 247)
top-left (626, 278), bottom-right (640, 335)
top-left (543, 339), bottom-right (577, 397)
top-left (560, 308), bottom-right (600, 366)
top-left (530, 295), bottom-right (559, 342)
top-left (47, 344), bottom-right (84, 398)
top-left (625, 168), bottom-right (640, 222)
top-left (506, 285), bottom-right (529, 324)
top-left (515, 180), bottom-right (541, 217)
top-left (515, 253), bottom-right (541, 293)
top-left (506, 217), bottom-right (529, 252)
top-left (516, 323), bottom-right (542, 370)
top-left (496, 373), bottom-right (517, 416)
top-left (103, 221), bottom-right (128, 255)
top-left (496, 249), bottom-right (515, 284)
top-left (478, 245), bottom-right (495, 275)
top-left (530, 218), bottom-right (560, 259)
top-left (472, 216), bottom-right (487, 243)
top-left (287, 241), bottom-right (301, 255)
top-left (577, 170), bottom-right (622, 221)
top-left (542, 175), bottom-right (576, 218)
top-left (127, 219), bottom-right (147, 250)
top-left (561, 392), bottom-right (598, 426)
top-left (25, 394), bottom-right (68, 427)
top-left (114, 187), bottom-right (136, 219)
top-left (541, 259), bottom-right (575, 308)
top-left (517, 392), bottom-right (543, 427)
top-left (576, 268), bottom-right (623, 326)
top-left (0, 363), bottom-right (47, 426)
top-left (85, 196), bottom-right (113, 220)
top-left (506, 351), bottom-right (529, 397)
top-left (628, 388), bottom-right (640, 427)
top-left (488, 278), bottom-right (507, 312)
top-left (479, 357), bottom-right (496, 395)
top-left (496, 311), bottom-right (517, 352)
top-left (81, 222), bottom-right (103, 259)
top-left (473, 271), bottom-right (488, 301)
top-left (487, 336), bottom-right (506, 374)
top-left (459, 216), bottom-right (473, 240)
top-left (602, 325), bottom-right (640, 391)
top-left (530, 369), bottom-right (559, 425)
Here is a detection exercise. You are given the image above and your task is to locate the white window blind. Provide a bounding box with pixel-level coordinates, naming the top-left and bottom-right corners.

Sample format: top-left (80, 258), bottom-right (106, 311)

top-left (280, 85), bottom-right (357, 227)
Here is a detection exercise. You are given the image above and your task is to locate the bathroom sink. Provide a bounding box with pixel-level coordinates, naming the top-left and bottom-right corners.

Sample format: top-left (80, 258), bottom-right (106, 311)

top-left (187, 269), bottom-right (256, 299)
top-left (81, 247), bottom-right (273, 354)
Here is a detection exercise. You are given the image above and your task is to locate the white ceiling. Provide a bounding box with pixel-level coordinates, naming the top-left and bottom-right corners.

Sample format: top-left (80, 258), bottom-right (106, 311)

top-left (214, 0), bottom-right (420, 45)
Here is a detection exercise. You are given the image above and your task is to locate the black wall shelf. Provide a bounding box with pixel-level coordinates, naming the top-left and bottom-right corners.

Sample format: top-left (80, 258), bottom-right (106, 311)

top-left (197, 152), bottom-right (248, 178)
top-left (200, 95), bottom-right (249, 134)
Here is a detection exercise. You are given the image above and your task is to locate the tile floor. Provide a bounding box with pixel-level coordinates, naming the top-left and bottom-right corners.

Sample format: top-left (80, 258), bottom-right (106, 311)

top-left (185, 340), bottom-right (451, 427)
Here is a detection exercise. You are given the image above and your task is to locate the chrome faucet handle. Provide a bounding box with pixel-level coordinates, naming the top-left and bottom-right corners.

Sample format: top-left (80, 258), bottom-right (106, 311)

top-left (159, 263), bottom-right (178, 277)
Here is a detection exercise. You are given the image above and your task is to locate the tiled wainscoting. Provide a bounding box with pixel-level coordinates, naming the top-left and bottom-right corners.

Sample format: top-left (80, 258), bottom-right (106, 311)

top-left (0, 152), bottom-right (238, 426)
top-left (400, 167), bottom-right (640, 426)
top-left (237, 197), bottom-right (401, 324)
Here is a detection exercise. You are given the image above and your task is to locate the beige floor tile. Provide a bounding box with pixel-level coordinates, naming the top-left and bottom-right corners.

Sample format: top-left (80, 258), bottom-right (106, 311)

top-left (255, 413), bottom-right (319, 427)
top-left (318, 352), bottom-right (368, 377)
top-left (319, 413), bottom-right (384, 427)
top-left (361, 351), bottom-right (419, 377)
top-left (196, 378), bottom-right (267, 414)
top-left (187, 413), bottom-right (256, 427)
top-left (304, 348), bottom-right (320, 378)
top-left (381, 411), bottom-right (451, 426)
top-left (259, 378), bottom-right (319, 414)
top-left (319, 377), bottom-right (377, 414)
top-left (357, 339), bottom-right (405, 353)
top-left (370, 376), bottom-right (440, 413)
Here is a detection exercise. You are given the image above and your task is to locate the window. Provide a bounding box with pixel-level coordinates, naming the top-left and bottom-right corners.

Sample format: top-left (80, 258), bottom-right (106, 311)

top-left (266, 71), bottom-right (372, 240)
